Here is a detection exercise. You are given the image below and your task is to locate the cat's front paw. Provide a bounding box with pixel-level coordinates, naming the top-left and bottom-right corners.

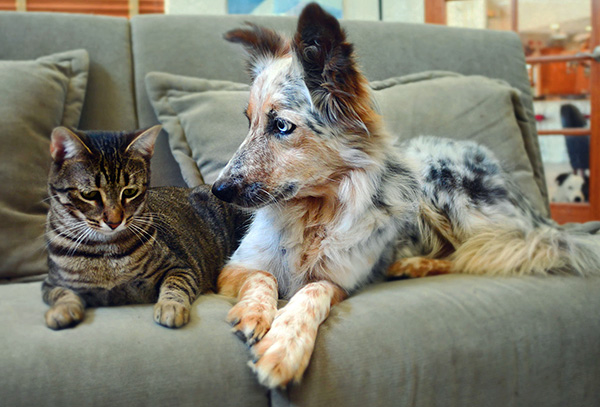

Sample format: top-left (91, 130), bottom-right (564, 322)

top-left (154, 300), bottom-right (190, 328)
top-left (45, 303), bottom-right (85, 330)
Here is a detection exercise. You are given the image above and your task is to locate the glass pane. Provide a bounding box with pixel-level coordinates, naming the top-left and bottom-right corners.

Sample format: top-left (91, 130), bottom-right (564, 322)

top-left (520, 0), bottom-right (592, 99)
top-left (523, 0), bottom-right (592, 205)
top-left (536, 100), bottom-right (591, 203)
top-left (446, 0), bottom-right (512, 30)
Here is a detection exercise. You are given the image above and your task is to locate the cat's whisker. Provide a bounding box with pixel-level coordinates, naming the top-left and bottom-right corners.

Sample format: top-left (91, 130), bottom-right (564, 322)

top-left (127, 222), bottom-right (147, 246)
top-left (130, 221), bottom-right (157, 244)
top-left (66, 226), bottom-right (94, 257)
top-left (131, 216), bottom-right (168, 234)
top-left (133, 214), bottom-right (170, 233)
top-left (45, 225), bottom-right (88, 246)
top-left (41, 194), bottom-right (60, 204)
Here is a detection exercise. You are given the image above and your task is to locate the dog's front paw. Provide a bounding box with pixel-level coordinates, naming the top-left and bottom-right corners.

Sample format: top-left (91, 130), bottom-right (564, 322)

top-left (45, 302), bottom-right (85, 330)
top-left (154, 300), bottom-right (190, 328)
top-left (227, 297), bottom-right (277, 346)
top-left (248, 309), bottom-right (317, 388)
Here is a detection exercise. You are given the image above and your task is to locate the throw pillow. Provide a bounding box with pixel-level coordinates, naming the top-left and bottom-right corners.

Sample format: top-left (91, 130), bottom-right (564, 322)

top-left (0, 49), bottom-right (89, 280)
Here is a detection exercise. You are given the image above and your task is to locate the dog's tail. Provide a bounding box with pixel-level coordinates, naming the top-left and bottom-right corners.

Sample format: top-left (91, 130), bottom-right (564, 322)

top-left (449, 224), bottom-right (600, 276)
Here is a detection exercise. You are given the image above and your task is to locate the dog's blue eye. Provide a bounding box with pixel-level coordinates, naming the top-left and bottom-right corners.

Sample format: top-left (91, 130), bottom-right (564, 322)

top-left (275, 118), bottom-right (296, 136)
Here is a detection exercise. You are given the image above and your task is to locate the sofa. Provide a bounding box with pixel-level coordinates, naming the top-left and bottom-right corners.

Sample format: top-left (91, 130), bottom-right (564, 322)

top-left (1, 11), bottom-right (599, 407)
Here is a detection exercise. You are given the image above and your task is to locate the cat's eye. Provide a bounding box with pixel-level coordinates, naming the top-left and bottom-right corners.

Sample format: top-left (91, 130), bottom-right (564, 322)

top-left (80, 190), bottom-right (100, 201)
top-left (274, 118), bottom-right (296, 136)
top-left (122, 188), bottom-right (138, 198)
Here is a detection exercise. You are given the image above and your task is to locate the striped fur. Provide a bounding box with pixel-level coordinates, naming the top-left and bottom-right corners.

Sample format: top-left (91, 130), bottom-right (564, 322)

top-left (211, 3), bottom-right (600, 388)
top-left (43, 126), bottom-right (248, 330)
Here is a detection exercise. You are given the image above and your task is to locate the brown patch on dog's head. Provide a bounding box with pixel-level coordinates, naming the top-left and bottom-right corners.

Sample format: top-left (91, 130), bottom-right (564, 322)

top-left (293, 3), bottom-right (377, 135)
top-left (225, 23), bottom-right (291, 80)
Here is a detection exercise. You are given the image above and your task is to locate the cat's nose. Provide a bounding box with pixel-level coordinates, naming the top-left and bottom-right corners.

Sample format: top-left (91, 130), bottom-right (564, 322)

top-left (106, 221), bottom-right (121, 230)
top-left (212, 180), bottom-right (238, 203)
top-left (103, 208), bottom-right (123, 230)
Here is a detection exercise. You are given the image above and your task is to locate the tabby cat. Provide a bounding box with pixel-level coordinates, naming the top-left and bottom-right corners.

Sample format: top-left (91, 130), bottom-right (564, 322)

top-left (43, 126), bottom-right (248, 330)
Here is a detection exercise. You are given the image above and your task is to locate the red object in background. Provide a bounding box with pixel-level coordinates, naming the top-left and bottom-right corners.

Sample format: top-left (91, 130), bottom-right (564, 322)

top-left (21, 0), bottom-right (163, 17)
top-left (535, 114), bottom-right (546, 122)
top-left (0, 0), bottom-right (16, 10)
top-left (536, 47), bottom-right (591, 96)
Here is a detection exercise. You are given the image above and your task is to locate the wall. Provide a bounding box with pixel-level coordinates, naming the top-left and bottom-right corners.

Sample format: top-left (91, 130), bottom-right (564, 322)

top-left (166, 0), bottom-right (425, 23)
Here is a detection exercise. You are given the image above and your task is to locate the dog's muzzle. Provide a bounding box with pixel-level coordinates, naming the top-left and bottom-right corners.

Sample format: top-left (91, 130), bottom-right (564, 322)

top-left (212, 178), bottom-right (298, 208)
top-left (211, 180), bottom-right (240, 204)
top-left (212, 178), bottom-right (266, 207)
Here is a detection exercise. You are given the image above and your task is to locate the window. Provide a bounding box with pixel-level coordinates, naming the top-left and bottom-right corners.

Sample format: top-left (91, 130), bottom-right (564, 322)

top-left (426, 0), bottom-right (600, 223)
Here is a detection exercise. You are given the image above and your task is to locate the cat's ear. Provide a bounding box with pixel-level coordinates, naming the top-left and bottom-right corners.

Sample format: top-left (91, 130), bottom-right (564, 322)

top-left (126, 125), bottom-right (162, 158)
top-left (50, 127), bottom-right (91, 163)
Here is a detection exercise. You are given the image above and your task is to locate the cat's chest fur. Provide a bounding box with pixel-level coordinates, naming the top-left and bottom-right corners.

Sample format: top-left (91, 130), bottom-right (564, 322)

top-left (47, 230), bottom-right (169, 290)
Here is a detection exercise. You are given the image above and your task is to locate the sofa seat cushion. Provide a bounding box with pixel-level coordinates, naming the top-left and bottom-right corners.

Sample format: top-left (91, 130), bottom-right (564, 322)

top-left (0, 50), bottom-right (89, 280)
top-left (0, 282), bottom-right (268, 407)
top-left (4, 274), bottom-right (598, 407)
top-left (272, 274), bottom-right (600, 407)
top-left (145, 71), bottom-right (546, 214)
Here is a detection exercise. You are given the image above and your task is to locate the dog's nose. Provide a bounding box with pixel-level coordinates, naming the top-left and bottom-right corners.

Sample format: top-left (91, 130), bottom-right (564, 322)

top-left (574, 197), bottom-right (582, 202)
top-left (212, 181), bottom-right (238, 203)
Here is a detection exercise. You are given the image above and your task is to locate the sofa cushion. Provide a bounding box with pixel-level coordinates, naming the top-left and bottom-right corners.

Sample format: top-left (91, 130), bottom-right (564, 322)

top-left (370, 71), bottom-right (545, 214)
top-left (145, 71), bottom-right (546, 214)
top-left (0, 282), bottom-right (268, 407)
top-left (270, 274), bottom-right (600, 407)
top-left (0, 49), bottom-right (89, 280)
top-left (145, 73), bottom-right (250, 186)
top-left (0, 12), bottom-right (136, 132)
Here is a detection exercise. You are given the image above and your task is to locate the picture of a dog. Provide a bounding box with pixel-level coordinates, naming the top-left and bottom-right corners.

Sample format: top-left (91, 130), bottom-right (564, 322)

top-left (552, 172), bottom-right (589, 203)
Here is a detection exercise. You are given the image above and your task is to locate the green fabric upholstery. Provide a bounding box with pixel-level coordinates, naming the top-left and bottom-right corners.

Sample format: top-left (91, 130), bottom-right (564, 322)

top-left (0, 50), bottom-right (88, 280)
top-left (0, 282), bottom-right (268, 407)
top-left (0, 12), bottom-right (137, 131)
top-left (273, 274), bottom-right (600, 407)
top-left (371, 71), bottom-right (545, 214)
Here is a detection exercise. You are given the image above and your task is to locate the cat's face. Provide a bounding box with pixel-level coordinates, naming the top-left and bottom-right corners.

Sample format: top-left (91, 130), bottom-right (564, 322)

top-left (48, 126), bottom-right (161, 238)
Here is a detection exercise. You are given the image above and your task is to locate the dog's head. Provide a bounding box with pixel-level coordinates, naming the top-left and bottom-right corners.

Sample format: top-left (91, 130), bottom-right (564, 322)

top-left (553, 172), bottom-right (589, 203)
top-left (212, 3), bottom-right (383, 208)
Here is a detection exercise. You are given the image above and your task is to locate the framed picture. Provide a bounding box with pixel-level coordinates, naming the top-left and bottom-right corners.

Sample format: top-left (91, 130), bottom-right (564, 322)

top-left (228, 0), bottom-right (344, 18)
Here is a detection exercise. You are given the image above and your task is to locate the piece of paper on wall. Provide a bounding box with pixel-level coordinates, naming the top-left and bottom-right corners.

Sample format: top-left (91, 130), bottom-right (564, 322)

top-left (228, 0), bottom-right (343, 18)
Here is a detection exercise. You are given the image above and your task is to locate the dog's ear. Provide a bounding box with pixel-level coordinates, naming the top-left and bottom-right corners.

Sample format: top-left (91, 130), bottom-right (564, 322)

top-left (555, 173), bottom-right (569, 186)
top-left (225, 23), bottom-right (290, 80)
top-left (293, 3), bottom-right (374, 133)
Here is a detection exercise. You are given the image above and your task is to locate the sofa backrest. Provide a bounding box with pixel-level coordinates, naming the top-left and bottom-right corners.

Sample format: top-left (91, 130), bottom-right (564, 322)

top-left (0, 12), bottom-right (547, 205)
top-left (130, 14), bottom-right (547, 204)
top-left (0, 12), bottom-right (137, 131)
